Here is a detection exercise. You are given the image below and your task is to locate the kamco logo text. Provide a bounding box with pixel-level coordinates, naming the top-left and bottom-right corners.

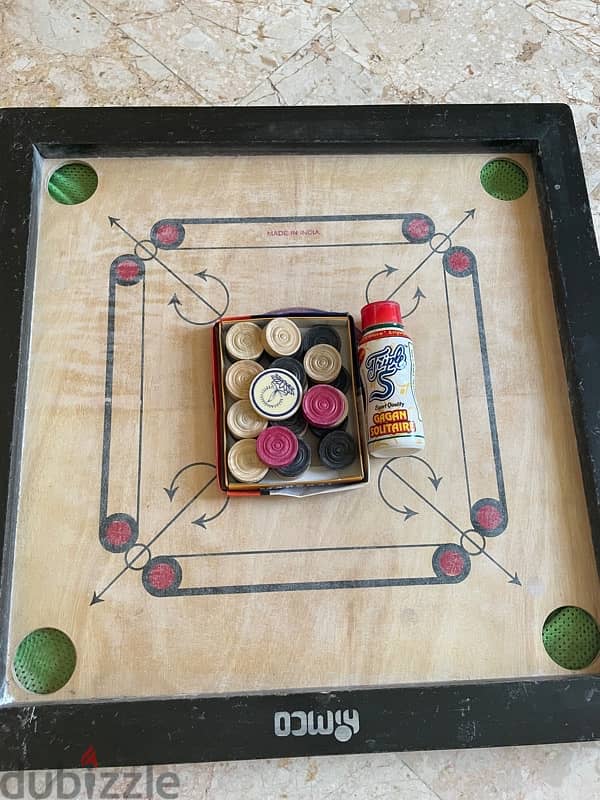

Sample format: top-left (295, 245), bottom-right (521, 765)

top-left (274, 709), bottom-right (360, 742)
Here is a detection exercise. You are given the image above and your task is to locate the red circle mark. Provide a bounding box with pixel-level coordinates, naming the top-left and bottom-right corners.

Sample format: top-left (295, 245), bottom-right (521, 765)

top-left (155, 223), bottom-right (181, 246)
top-left (147, 563), bottom-right (176, 590)
top-left (439, 550), bottom-right (465, 577)
top-left (407, 217), bottom-right (431, 240)
top-left (447, 250), bottom-right (472, 273)
top-left (105, 519), bottom-right (133, 547)
top-left (116, 259), bottom-right (140, 282)
top-left (476, 504), bottom-right (503, 531)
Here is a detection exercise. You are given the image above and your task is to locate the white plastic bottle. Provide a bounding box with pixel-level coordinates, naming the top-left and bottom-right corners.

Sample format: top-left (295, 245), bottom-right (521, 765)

top-left (358, 300), bottom-right (425, 457)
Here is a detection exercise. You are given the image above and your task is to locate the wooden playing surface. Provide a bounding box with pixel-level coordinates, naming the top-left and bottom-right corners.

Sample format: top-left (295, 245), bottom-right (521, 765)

top-left (4, 152), bottom-right (599, 703)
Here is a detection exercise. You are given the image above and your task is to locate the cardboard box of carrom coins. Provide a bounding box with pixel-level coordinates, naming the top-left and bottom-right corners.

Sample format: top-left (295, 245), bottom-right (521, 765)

top-left (212, 312), bottom-right (370, 496)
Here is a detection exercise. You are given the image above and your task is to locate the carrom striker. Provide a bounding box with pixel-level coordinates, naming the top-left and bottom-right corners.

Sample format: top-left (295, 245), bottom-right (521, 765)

top-left (249, 368), bottom-right (302, 421)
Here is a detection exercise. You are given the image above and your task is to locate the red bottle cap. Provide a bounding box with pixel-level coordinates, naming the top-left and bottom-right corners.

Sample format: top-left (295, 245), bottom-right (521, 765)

top-left (360, 301), bottom-right (403, 331)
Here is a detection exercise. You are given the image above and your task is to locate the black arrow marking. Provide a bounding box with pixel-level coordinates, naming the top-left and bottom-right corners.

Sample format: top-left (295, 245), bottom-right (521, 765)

top-left (477, 549), bottom-right (521, 585)
top-left (385, 250), bottom-right (437, 302)
top-left (402, 287), bottom-right (426, 319)
top-left (378, 459), bottom-right (440, 520)
top-left (90, 564), bottom-right (129, 606)
top-left (163, 461), bottom-right (217, 502)
top-left (403, 454), bottom-right (443, 490)
top-left (192, 496), bottom-right (230, 529)
top-left (168, 293), bottom-right (224, 326)
top-left (383, 462), bottom-right (520, 586)
top-left (386, 209), bottom-right (476, 302)
top-left (148, 476), bottom-right (217, 549)
top-left (364, 264), bottom-right (398, 303)
top-left (441, 208), bottom-right (475, 241)
top-left (195, 270), bottom-right (230, 317)
top-left (195, 269), bottom-right (230, 303)
top-left (109, 216), bottom-right (220, 314)
top-left (385, 463), bottom-right (459, 531)
top-left (92, 476), bottom-right (217, 604)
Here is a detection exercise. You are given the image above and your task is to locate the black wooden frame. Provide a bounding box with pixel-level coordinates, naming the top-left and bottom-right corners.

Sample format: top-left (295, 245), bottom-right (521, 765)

top-left (0, 105), bottom-right (598, 769)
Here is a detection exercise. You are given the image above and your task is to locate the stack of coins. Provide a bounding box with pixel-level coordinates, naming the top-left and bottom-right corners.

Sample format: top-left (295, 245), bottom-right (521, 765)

top-left (263, 318), bottom-right (302, 358)
top-left (319, 430), bottom-right (357, 470)
top-left (302, 385), bottom-right (348, 429)
top-left (225, 360), bottom-right (264, 400)
top-left (304, 344), bottom-right (342, 384)
top-left (269, 411), bottom-right (308, 438)
top-left (221, 318), bottom-right (358, 485)
top-left (270, 357), bottom-right (307, 389)
top-left (256, 426), bottom-right (299, 469)
top-left (276, 439), bottom-right (311, 478)
top-left (249, 368), bottom-right (302, 422)
top-left (227, 439), bottom-right (269, 483)
top-left (331, 366), bottom-right (351, 394)
top-left (225, 321), bottom-right (264, 361)
top-left (227, 399), bottom-right (268, 439)
top-left (302, 324), bottom-right (341, 353)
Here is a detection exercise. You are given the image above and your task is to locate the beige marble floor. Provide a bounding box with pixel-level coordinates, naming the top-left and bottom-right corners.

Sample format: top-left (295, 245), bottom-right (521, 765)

top-left (1, 0), bottom-right (598, 233)
top-left (1, 0), bottom-right (599, 797)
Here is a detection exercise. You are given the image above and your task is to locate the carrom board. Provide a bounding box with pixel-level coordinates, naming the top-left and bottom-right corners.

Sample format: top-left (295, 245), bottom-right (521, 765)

top-left (0, 106), bottom-right (599, 768)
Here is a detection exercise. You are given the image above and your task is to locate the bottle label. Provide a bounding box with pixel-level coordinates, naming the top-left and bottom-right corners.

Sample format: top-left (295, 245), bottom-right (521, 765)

top-left (359, 330), bottom-right (424, 447)
top-left (364, 343), bottom-right (408, 402)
